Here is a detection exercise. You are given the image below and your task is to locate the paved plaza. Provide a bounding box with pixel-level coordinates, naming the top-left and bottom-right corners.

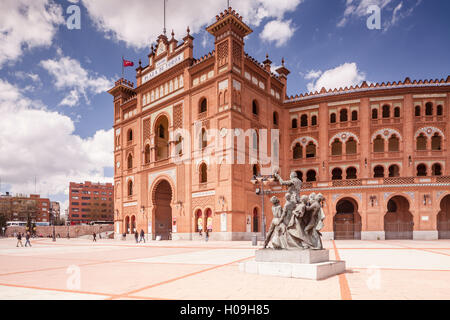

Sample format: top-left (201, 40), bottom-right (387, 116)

top-left (0, 238), bottom-right (449, 300)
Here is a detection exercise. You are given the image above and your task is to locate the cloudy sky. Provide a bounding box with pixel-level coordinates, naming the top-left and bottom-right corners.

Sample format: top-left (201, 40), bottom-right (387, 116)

top-left (0, 0), bottom-right (449, 214)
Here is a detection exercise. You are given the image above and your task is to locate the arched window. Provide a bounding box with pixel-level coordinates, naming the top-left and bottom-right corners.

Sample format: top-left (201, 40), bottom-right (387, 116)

top-left (416, 164), bottom-right (427, 177)
top-left (346, 138), bottom-right (357, 155)
top-left (127, 129), bottom-right (133, 141)
top-left (432, 163), bottom-right (442, 176)
top-left (340, 109), bottom-right (348, 122)
top-left (292, 118), bottom-right (298, 128)
top-left (389, 165), bottom-right (400, 177)
top-left (415, 106), bottom-right (421, 117)
top-left (431, 133), bottom-right (442, 151)
top-left (293, 143), bottom-right (302, 159)
top-left (201, 128), bottom-right (207, 149)
top-left (311, 115), bottom-right (317, 126)
top-left (252, 130), bottom-right (259, 151)
top-left (346, 167), bottom-right (357, 180)
top-left (273, 112), bottom-right (279, 125)
top-left (331, 139), bottom-right (342, 156)
top-left (252, 164), bottom-right (260, 177)
top-left (382, 105), bottom-right (390, 118)
top-left (332, 168), bottom-right (343, 180)
top-left (301, 114), bottom-right (308, 127)
top-left (437, 105), bottom-right (443, 116)
top-left (372, 109), bottom-right (378, 119)
top-left (416, 133), bottom-right (427, 150)
top-left (253, 208), bottom-right (259, 232)
top-left (144, 145), bottom-right (150, 163)
top-left (306, 170), bottom-right (316, 182)
top-left (373, 166), bottom-right (385, 178)
top-left (394, 107), bottom-right (400, 118)
top-left (199, 98), bottom-right (207, 113)
top-left (295, 171), bottom-right (303, 182)
top-left (252, 100), bottom-right (258, 115)
top-left (128, 180), bottom-right (133, 196)
top-left (425, 102), bottom-right (433, 116)
top-left (373, 135), bottom-right (384, 153)
top-left (330, 113), bottom-right (336, 123)
top-left (127, 154), bottom-right (133, 169)
top-left (200, 163), bottom-right (207, 183)
top-left (155, 116), bottom-right (169, 160)
top-left (351, 110), bottom-right (358, 121)
top-left (305, 142), bottom-right (316, 158)
top-left (388, 135), bottom-right (399, 152)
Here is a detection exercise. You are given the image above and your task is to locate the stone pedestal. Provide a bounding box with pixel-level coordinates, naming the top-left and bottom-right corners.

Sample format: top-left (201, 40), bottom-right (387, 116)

top-left (240, 249), bottom-right (345, 280)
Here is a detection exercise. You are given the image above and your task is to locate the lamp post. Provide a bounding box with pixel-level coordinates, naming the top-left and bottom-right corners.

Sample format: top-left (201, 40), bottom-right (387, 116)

top-left (251, 174), bottom-right (276, 242)
top-left (50, 207), bottom-right (56, 242)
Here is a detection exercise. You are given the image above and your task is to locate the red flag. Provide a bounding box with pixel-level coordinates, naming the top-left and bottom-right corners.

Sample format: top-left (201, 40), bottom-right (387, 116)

top-left (123, 59), bottom-right (134, 67)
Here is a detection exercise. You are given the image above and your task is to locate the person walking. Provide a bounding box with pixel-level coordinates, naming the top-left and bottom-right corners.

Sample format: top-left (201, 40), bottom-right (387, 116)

top-left (25, 232), bottom-right (32, 247)
top-left (92, 232), bottom-right (97, 242)
top-left (134, 230), bottom-right (139, 243)
top-left (16, 233), bottom-right (23, 247)
top-left (205, 230), bottom-right (209, 242)
top-left (139, 229), bottom-right (145, 243)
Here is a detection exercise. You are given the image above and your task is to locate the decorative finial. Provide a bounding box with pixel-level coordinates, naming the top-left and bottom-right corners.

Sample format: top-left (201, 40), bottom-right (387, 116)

top-left (171, 29), bottom-right (175, 38)
top-left (139, 59), bottom-right (142, 67)
top-left (266, 53), bottom-right (269, 59)
top-left (282, 57), bottom-right (285, 66)
top-left (187, 26), bottom-right (190, 36)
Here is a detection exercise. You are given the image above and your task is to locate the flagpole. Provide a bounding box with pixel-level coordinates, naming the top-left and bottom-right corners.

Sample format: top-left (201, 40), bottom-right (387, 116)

top-left (121, 56), bottom-right (124, 79)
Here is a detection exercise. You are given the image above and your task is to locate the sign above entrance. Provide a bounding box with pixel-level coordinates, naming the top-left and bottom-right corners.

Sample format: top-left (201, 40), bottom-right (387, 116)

top-left (142, 52), bottom-right (184, 84)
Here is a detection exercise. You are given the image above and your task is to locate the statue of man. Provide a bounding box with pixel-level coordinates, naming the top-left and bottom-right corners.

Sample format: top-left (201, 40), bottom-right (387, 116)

top-left (274, 171), bottom-right (302, 203)
top-left (264, 196), bottom-right (287, 249)
top-left (305, 193), bottom-right (325, 250)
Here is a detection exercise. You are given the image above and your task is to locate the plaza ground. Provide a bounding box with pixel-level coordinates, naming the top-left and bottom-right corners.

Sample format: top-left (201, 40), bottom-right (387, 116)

top-left (0, 237), bottom-right (449, 300)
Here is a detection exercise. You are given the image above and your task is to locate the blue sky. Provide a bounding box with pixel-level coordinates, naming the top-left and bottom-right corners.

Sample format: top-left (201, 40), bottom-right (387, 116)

top-left (0, 0), bottom-right (449, 214)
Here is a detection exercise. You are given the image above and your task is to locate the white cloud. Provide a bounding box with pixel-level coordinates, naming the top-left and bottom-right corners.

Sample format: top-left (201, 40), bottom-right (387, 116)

top-left (40, 55), bottom-right (113, 107)
top-left (0, 0), bottom-right (64, 67)
top-left (260, 19), bottom-right (296, 47)
top-left (81, 0), bottom-right (303, 49)
top-left (0, 78), bottom-right (113, 204)
top-left (306, 62), bottom-right (366, 92)
top-left (304, 69), bottom-right (323, 80)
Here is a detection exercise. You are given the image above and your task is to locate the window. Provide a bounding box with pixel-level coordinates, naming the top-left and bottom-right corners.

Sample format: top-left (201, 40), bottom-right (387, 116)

top-left (388, 135), bottom-right (399, 152)
top-left (331, 139), bottom-right (342, 156)
top-left (373, 166), bottom-right (384, 178)
top-left (128, 181), bottom-right (133, 196)
top-left (382, 105), bottom-right (390, 118)
top-left (351, 110), bottom-right (358, 121)
top-left (431, 133), bottom-right (442, 151)
top-left (416, 134), bottom-right (427, 150)
top-left (372, 109), bottom-right (378, 119)
top-left (346, 138), bottom-right (357, 155)
top-left (432, 163), bottom-right (442, 176)
top-left (252, 130), bottom-right (259, 151)
top-left (291, 118), bottom-right (298, 128)
top-left (311, 115), bottom-right (317, 126)
top-left (252, 164), bottom-right (260, 177)
top-left (389, 165), bottom-right (400, 177)
top-left (416, 164), bottom-right (427, 176)
top-left (295, 171), bottom-right (303, 182)
top-left (306, 170), bottom-right (316, 182)
top-left (394, 107), bottom-right (400, 118)
top-left (437, 105), bottom-right (443, 116)
top-left (175, 136), bottom-right (183, 156)
top-left (415, 106), bottom-right (421, 117)
top-left (293, 143), bottom-right (302, 159)
top-left (332, 168), bottom-right (343, 180)
top-left (200, 163), bottom-right (207, 183)
top-left (252, 100), bottom-right (258, 115)
top-left (273, 112), bottom-right (279, 125)
top-left (373, 135), bottom-right (384, 153)
top-left (340, 109), bottom-right (348, 122)
top-left (330, 113), bottom-right (336, 123)
top-left (159, 124), bottom-right (165, 138)
top-left (425, 102), bottom-right (433, 116)
top-left (127, 129), bottom-right (133, 141)
top-left (144, 145), bottom-right (150, 163)
top-left (346, 167), bottom-right (357, 179)
top-left (300, 115), bottom-right (308, 127)
top-left (127, 154), bottom-right (133, 169)
top-left (253, 208), bottom-right (259, 232)
top-left (201, 128), bottom-right (207, 149)
top-left (306, 142), bottom-right (316, 158)
top-left (199, 98), bottom-right (207, 113)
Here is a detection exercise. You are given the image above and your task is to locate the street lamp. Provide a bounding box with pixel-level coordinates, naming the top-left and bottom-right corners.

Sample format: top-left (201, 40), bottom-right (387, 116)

top-left (251, 174), bottom-right (275, 242)
top-left (50, 207), bottom-right (56, 242)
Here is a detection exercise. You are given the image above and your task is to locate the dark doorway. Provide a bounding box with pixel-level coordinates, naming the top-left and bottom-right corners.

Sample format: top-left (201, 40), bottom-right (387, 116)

top-left (333, 198), bottom-right (362, 240)
top-left (438, 195), bottom-right (450, 239)
top-left (154, 180), bottom-right (173, 240)
top-left (384, 196), bottom-right (413, 239)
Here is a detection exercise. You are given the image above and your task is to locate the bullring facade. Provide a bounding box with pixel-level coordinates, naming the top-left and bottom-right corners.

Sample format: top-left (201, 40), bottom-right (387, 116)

top-left (108, 8), bottom-right (450, 241)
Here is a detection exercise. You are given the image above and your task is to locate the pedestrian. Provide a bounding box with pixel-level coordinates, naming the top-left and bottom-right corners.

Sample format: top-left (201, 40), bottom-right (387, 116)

top-left (205, 230), bottom-right (209, 242)
top-left (25, 232), bottom-right (32, 247)
top-left (16, 233), bottom-right (23, 247)
top-left (122, 232), bottom-right (126, 241)
top-left (134, 230), bottom-right (139, 243)
top-left (139, 229), bottom-right (145, 243)
top-left (92, 232), bottom-right (97, 242)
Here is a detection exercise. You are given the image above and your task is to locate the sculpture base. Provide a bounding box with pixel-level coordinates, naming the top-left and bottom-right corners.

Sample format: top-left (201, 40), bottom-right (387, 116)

top-left (240, 249), bottom-right (346, 280)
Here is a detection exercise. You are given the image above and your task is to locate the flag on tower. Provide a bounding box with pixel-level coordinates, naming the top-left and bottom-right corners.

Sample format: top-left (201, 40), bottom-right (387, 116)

top-left (123, 58), bottom-right (134, 67)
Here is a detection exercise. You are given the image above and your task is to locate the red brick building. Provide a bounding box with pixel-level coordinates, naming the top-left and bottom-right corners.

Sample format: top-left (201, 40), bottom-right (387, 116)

top-left (68, 181), bottom-right (114, 225)
top-left (108, 8), bottom-right (450, 241)
top-left (0, 193), bottom-right (50, 224)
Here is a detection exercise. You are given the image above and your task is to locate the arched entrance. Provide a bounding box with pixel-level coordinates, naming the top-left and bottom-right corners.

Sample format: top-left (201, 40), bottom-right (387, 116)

top-left (384, 196), bottom-right (414, 239)
top-left (333, 198), bottom-right (362, 240)
top-left (124, 216), bottom-right (130, 234)
top-left (131, 215), bottom-right (136, 233)
top-left (153, 180), bottom-right (173, 240)
top-left (253, 208), bottom-right (259, 232)
top-left (437, 195), bottom-right (450, 239)
top-left (196, 209), bottom-right (203, 233)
